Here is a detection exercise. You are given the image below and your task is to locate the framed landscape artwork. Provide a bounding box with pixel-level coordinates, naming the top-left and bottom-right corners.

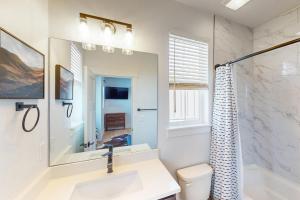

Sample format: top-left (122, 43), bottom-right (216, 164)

top-left (55, 65), bottom-right (74, 100)
top-left (0, 28), bottom-right (45, 99)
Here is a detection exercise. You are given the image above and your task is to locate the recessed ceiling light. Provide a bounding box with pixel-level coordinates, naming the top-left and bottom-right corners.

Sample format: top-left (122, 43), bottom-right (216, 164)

top-left (225, 0), bottom-right (251, 10)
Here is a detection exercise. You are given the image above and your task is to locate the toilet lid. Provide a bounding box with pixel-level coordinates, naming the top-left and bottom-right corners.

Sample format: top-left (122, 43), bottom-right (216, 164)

top-left (177, 163), bottom-right (213, 182)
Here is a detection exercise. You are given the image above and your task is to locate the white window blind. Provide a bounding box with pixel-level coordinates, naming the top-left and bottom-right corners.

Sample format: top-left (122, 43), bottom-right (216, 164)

top-left (71, 42), bottom-right (83, 82)
top-left (169, 34), bottom-right (209, 124)
top-left (169, 34), bottom-right (208, 89)
top-left (70, 42), bottom-right (83, 126)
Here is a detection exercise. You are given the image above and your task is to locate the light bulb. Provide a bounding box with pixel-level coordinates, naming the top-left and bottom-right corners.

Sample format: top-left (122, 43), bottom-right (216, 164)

top-left (104, 24), bottom-right (113, 37)
top-left (125, 28), bottom-right (133, 44)
top-left (79, 18), bottom-right (89, 40)
top-left (102, 23), bottom-right (115, 53)
top-left (122, 28), bottom-right (134, 55)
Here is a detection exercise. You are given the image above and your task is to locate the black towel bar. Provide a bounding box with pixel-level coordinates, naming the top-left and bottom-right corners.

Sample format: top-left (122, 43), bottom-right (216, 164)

top-left (137, 108), bottom-right (157, 111)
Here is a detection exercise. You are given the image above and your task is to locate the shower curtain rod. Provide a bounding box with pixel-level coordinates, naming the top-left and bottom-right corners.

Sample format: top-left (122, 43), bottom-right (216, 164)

top-left (215, 37), bottom-right (300, 70)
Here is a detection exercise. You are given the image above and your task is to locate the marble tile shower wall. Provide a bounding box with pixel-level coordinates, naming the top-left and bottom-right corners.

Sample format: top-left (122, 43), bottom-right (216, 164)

top-left (216, 11), bottom-right (300, 184)
top-left (252, 8), bottom-right (300, 184)
top-left (214, 16), bottom-right (255, 165)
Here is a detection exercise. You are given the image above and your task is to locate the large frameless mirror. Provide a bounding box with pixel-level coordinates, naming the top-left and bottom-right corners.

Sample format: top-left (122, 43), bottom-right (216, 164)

top-left (49, 38), bottom-right (158, 166)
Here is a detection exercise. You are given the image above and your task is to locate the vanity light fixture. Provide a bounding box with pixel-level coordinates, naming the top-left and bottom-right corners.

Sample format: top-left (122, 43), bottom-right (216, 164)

top-left (79, 13), bottom-right (134, 54)
top-left (224, 0), bottom-right (251, 10)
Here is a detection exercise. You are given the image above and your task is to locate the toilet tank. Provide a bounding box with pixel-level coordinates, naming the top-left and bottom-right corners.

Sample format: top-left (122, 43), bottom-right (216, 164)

top-left (177, 164), bottom-right (213, 200)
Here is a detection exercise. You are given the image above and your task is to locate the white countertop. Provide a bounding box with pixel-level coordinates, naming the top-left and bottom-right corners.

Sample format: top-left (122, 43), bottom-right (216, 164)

top-left (35, 159), bottom-right (180, 200)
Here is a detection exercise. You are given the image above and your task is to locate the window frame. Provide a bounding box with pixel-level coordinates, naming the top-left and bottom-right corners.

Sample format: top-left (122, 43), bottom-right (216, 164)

top-left (168, 32), bottom-right (212, 128)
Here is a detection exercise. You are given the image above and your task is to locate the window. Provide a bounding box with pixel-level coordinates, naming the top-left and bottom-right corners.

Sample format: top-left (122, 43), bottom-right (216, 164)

top-left (169, 34), bottom-right (209, 125)
top-left (70, 42), bottom-right (83, 125)
top-left (71, 42), bottom-right (83, 82)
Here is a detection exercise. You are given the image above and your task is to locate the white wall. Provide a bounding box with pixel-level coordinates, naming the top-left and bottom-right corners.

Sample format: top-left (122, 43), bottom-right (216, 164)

top-left (49, 0), bottom-right (214, 175)
top-left (0, 0), bottom-right (49, 199)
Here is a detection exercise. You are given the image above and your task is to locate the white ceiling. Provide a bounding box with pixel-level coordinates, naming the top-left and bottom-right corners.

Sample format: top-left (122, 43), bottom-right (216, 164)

top-left (175, 0), bottom-right (300, 28)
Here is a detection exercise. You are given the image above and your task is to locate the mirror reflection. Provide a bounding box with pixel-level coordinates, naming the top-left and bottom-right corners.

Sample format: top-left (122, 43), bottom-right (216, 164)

top-left (49, 38), bottom-right (158, 166)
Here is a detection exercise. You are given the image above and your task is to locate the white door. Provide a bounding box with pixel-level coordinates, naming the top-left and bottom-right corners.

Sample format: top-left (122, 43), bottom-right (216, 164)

top-left (83, 67), bottom-right (96, 151)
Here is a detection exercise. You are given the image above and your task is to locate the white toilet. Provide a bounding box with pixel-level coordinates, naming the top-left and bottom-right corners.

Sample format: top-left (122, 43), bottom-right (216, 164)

top-left (177, 163), bottom-right (213, 200)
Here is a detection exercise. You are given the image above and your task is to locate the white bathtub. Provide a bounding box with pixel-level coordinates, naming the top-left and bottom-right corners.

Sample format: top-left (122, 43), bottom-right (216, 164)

top-left (243, 165), bottom-right (300, 200)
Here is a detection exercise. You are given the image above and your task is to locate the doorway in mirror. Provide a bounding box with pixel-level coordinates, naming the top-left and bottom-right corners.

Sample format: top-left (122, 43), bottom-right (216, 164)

top-left (95, 76), bottom-right (132, 149)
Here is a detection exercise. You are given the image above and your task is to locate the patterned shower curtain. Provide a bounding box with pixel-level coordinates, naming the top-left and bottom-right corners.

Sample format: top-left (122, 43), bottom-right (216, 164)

top-left (210, 64), bottom-right (242, 200)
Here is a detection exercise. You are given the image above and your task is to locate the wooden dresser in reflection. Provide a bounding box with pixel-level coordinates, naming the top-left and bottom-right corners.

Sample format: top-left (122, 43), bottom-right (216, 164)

top-left (104, 113), bottom-right (126, 131)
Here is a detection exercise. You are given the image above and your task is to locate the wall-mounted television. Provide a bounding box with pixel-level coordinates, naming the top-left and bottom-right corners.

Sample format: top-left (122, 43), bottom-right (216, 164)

top-left (55, 65), bottom-right (74, 100)
top-left (105, 87), bottom-right (128, 99)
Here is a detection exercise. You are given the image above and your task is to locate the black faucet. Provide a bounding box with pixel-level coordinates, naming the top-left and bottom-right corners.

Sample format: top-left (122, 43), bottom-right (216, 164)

top-left (102, 144), bottom-right (113, 173)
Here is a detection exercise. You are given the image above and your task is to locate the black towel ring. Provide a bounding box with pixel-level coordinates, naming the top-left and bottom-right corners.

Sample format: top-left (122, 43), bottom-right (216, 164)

top-left (62, 102), bottom-right (73, 118)
top-left (16, 102), bottom-right (40, 133)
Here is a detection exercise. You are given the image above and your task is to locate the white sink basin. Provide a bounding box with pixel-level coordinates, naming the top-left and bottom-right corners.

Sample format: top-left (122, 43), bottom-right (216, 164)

top-left (70, 171), bottom-right (143, 200)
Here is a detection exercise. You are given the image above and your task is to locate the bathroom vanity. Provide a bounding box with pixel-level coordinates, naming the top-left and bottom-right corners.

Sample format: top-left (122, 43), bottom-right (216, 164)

top-left (36, 160), bottom-right (179, 200)
top-left (16, 150), bottom-right (180, 200)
